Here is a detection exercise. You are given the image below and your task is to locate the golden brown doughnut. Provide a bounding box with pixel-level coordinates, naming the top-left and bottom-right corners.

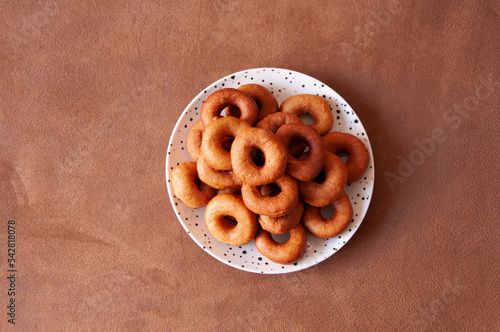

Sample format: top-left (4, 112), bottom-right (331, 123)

top-left (302, 192), bottom-right (353, 239)
top-left (275, 123), bottom-right (324, 182)
top-left (197, 154), bottom-right (243, 189)
top-left (241, 174), bottom-right (299, 217)
top-left (254, 223), bottom-right (308, 265)
top-left (187, 119), bottom-right (204, 162)
top-left (280, 94), bottom-right (333, 135)
top-left (259, 199), bottom-right (304, 235)
top-left (231, 127), bottom-right (288, 186)
top-left (323, 132), bottom-right (370, 184)
top-left (201, 88), bottom-right (259, 126)
top-left (299, 151), bottom-right (348, 207)
top-left (226, 84), bottom-right (278, 122)
top-left (256, 112), bottom-right (303, 133)
top-left (256, 112), bottom-right (307, 158)
top-left (201, 116), bottom-right (251, 171)
top-left (217, 185), bottom-right (242, 196)
top-left (171, 161), bottom-right (216, 209)
top-left (205, 193), bottom-right (258, 246)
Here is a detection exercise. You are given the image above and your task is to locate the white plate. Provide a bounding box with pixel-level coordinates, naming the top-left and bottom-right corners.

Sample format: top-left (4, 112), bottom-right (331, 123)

top-left (166, 68), bottom-right (374, 274)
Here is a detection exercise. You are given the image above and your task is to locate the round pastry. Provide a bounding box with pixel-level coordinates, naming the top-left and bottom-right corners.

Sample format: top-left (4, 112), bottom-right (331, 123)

top-left (187, 119), bottom-right (204, 162)
top-left (323, 132), bottom-right (370, 184)
top-left (226, 84), bottom-right (278, 122)
top-left (280, 94), bottom-right (333, 135)
top-left (256, 112), bottom-right (306, 157)
top-left (201, 88), bottom-right (259, 126)
top-left (205, 193), bottom-right (258, 246)
top-left (302, 192), bottom-right (353, 239)
top-left (197, 154), bottom-right (242, 189)
top-left (259, 199), bottom-right (304, 235)
top-left (241, 174), bottom-right (299, 217)
top-left (201, 116), bottom-right (252, 171)
top-left (254, 223), bottom-right (308, 265)
top-left (171, 161), bottom-right (216, 209)
top-left (275, 123), bottom-right (324, 182)
top-left (256, 112), bottom-right (303, 133)
top-left (231, 127), bottom-right (288, 186)
top-left (298, 151), bottom-right (348, 207)
top-left (217, 185), bottom-right (242, 196)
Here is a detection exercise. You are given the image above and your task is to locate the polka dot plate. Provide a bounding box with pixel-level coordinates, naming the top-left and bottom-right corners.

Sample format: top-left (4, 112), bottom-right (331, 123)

top-left (166, 68), bottom-right (374, 274)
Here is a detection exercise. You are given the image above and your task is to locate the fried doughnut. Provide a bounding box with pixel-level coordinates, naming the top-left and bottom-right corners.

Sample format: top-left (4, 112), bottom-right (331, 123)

top-left (259, 199), bottom-right (304, 235)
top-left (256, 112), bottom-right (303, 133)
top-left (231, 127), bottom-right (287, 186)
top-left (323, 132), bottom-right (370, 183)
top-left (256, 112), bottom-right (306, 157)
top-left (201, 88), bottom-right (259, 126)
top-left (187, 119), bottom-right (204, 161)
top-left (197, 154), bottom-right (242, 189)
top-left (254, 223), bottom-right (308, 265)
top-left (302, 192), bottom-right (353, 239)
top-left (201, 116), bottom-right (252, 171)
top-left (171, 161), bottom-right (216, 209)
top-left (205, 193), bottom-right (258, 246)
top-left (299, 151), bottom-right (348, 207)
top-left (275, 123), bottom-right (324, 182)
top-left (280, 94), bottom-right (333, 135)
top-left (226, 84), bottom-right (278, 122)
top-left (241, 174), bottom-right (299, 217)
top-left (217, 185), bottom-right (242, 196)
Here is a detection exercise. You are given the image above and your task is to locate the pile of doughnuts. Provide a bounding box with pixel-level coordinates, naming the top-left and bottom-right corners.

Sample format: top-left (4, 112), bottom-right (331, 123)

top-left (172, 84), bottom-right (369, 265)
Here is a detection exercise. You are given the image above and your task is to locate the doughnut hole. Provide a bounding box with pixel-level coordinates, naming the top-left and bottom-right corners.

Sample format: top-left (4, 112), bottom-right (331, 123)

top-left (289, 137), bottom-right (308, 158)
top-left (260, 183), bottom-right (281, 197)
top-left (300, 112), bottom-right (316, 126)
top-left (250, 147), bottom-right (266, 167)
top-left (194, 177), bottom-right (204, 190)
top-left (221, 136), bottom-right (234, 152)
top-left (224, 215), bottom-right (238, 226)
top-left (320, 204), bottom-right (336, 219)
top-left (312, 170), bottom-right (326, 184)
top-left (271, 232), bottom-right (291, 244)
top-left (226, 106), bottom-right (240, 118)
top-left (336, 150), bottom-right (349, 163)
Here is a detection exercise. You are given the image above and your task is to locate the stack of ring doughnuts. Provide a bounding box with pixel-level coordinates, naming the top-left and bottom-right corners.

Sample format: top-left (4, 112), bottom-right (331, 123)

top-left (172, 84), bottom-right (370, 266)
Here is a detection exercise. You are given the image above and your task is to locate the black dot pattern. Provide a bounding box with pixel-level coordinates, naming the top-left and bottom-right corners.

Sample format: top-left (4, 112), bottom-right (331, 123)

top-left (165, 68), bottom-right (375, 274)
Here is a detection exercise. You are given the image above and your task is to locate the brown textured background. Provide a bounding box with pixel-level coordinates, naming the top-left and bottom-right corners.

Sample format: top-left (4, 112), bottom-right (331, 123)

top-left (1, 0), bottom-right (499, 331)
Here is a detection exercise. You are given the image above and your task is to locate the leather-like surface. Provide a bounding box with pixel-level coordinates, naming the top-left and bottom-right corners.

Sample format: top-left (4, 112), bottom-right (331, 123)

top-left (1, 0), bottom-right (498, 330)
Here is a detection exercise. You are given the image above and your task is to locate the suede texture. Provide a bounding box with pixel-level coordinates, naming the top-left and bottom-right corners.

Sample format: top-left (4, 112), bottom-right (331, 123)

top-left (1, 0), bottom-right (498, 330)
